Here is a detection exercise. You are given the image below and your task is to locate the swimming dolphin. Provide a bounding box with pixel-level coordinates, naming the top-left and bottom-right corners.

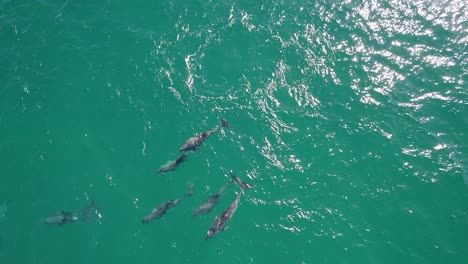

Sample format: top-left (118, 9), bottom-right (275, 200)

top-left (142, 184), bottom-right (195, 223)
top-left (193, 183), bottom-right (229, 217)
top-left (178, 119), bottom-right (231, 152)
top-left (230, 172), bottom-right (254, 189)
top-left (156, 153), bottom-right (189, 173)
top-left (44, 201), bottom-right (98, 226)
top-left (142, 199), bottom-right (181, 223)
top-left (205, 190), bottom-right (243, 240)
top-left (179, 127), bottom-right (219, 152)
top-left (45, 211), bottom-right (79, 225)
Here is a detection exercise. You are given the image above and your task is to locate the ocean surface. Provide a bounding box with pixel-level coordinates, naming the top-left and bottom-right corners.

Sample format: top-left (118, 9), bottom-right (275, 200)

top-left (1, 0), bottom-right (467, 263)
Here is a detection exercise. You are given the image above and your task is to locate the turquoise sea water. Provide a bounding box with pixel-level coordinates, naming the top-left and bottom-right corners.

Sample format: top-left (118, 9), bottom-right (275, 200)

top-left (1, 0), bottom-right (467, 263)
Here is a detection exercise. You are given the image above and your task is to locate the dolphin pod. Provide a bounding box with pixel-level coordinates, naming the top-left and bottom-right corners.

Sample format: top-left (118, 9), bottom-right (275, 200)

top-left (44, 117), bottom-right (254, 240)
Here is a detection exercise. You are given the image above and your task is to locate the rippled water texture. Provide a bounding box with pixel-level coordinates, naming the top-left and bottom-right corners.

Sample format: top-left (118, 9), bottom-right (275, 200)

top-left (1, 0), bottom-right (467, 263)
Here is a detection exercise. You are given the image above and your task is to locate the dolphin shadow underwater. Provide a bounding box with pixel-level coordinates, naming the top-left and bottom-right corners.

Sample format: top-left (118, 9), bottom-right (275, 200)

top-left (155, 153), bottom-right (190, 174)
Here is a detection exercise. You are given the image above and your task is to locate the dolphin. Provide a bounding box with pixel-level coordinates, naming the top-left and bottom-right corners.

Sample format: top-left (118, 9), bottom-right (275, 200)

top-left (230, 172), bottom-right (254, 189)
top-left (45, 211), bottom-right (79, 225)
top-left (156, 153), bottom-right (189, 173)
top-left (179, 127), bottom-right (219, 152)
top-left (205, 190), bottom-right (243, 240)
top-left (44, 201), bottom-right (98, 226)
top-left (193, 183), bottom-right (229, 217)
top-left (142, 199), bottom-right (181, 223)
top-left (178, 118), bottom-right (231, 152)
top-left (142, 184), bottom-right (196, 223)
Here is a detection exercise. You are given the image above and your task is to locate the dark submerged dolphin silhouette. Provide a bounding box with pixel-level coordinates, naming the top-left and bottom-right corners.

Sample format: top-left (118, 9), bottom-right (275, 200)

top-left (142, 186), bottom-right (194, 223)
top-left (142, 199), bottom-right (181, 223)
top-left (193, 183), bottom-right (229, 217)
top-left (156, 153), bottom-right (189, 173)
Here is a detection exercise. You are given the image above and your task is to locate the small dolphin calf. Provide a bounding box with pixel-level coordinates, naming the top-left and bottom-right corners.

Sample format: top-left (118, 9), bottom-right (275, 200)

top-left (205, 190), bottom-right (243, 240)
top-left (142, 199), bottom-right (181, 223)
top-left (156, 153), bottom-right (189, 173)
top-left (193, 183), bottom-right (229, 217)
top-left (230, 172), bottom-right (254, 189)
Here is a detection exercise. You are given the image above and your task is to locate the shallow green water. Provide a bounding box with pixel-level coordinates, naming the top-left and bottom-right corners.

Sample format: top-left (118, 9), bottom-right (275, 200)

top-left (1, 0), bottom-right (467, 263)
